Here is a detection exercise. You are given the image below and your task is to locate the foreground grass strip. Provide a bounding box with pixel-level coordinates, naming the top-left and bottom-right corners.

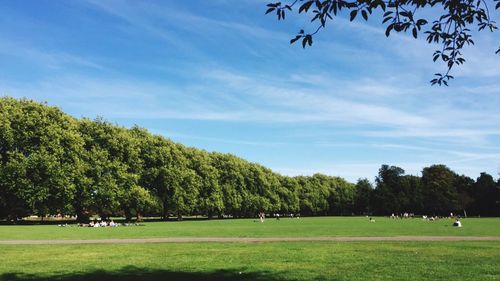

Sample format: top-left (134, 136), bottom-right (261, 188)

top-left (1, 236), bottom-right (500, 245)
top-left (0, 241), bottom-right (499, 281)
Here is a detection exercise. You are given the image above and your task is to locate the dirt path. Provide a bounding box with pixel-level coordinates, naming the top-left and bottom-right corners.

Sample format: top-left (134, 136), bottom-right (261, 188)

top-left (1, 236), bottom-right (499, 245)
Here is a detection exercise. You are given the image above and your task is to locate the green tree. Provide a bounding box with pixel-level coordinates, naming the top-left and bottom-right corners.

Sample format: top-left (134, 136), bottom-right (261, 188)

top-left (373, 165), bottom-right (406, 214)
top-left (327, 176), bottom-right (356, 215)
top-left (211, 153), bottom-right (246, 217)
top-left (297, 174), bottom-right (331, 215)
top-left (470, 172), bottom-right (500, 216)
top-left (421, 164), bottom-right (459, 215)
top-left (454, 174), bottom-right (474, 216)
top-left (353, 178), bottom-right (373, 214)
top-left (277, 176), bottom-right (301, 213)
top-left (0, 98), bottom-right (83, 220)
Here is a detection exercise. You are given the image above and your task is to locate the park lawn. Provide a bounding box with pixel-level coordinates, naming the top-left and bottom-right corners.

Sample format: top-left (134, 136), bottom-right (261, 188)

top-left (0, 217), bottom-right (499, 240)
top-left (0, 241), bottom-right (499, 281)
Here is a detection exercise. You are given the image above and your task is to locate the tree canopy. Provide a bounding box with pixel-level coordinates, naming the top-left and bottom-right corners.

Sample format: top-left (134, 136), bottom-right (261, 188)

top-left (266, 0), bottom-right (500, 85)
top-left (0, 97), bottom-right (499, 221)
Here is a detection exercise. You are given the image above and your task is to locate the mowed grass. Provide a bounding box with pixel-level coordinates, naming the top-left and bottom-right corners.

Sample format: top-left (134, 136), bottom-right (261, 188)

top-left (0, 217), bottom-right (499, 240)
top-left (0, 241), bottom-right (499, 281)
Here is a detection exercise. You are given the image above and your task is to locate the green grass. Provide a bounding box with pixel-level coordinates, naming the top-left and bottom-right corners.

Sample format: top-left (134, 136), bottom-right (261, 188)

top-left (0, 241), bottom-right (499, 281)
top-left (0, 217), bottom-right (499, 240)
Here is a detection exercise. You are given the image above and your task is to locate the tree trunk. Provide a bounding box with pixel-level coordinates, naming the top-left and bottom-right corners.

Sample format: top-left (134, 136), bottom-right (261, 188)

top-left (162, 201), bottom-right (169, 220)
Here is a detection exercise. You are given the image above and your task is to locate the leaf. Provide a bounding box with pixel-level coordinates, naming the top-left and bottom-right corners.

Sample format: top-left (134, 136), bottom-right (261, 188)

top-left (299, 1), bottom-right (314, 13)
top-left (416, 19), bottom-right (428, 26)
top-left (383, 11), bottom-right (393, 17)
top-left (385, 24), bottom-right (393, 37)
top-left (412, 27), bottom-right (417, 38)
top-left (350, 10), bottom-right (357, 21)
top-left (361, 10), bottom-right (368, 21)
top-left (302, 34), bottom-right (313, 47)
top-left (265, 7), bottom-right (275, 14)
top-left (290, 35), bottom-right (301, 44)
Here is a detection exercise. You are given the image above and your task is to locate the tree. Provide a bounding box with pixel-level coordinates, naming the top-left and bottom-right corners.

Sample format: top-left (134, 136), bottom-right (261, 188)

top-left (327, 176), bottom-right (356, 215)
top-left (353, 178), bottom-right (373, 214)
top-left (373, 164), bottom-right (406, 214)
top-left (266, 0), bottom-right (499, 85)
top-left (211, 153), bottom-right (246, 217)
top-left (296, 174), bottom-right (331, 215)
top-left (470, 172), bottom-right (500, 216)
top-left (0, 97), bottom-right (83, 221)
top-left (421, 164), bottom-right (459, 215)
top-left (185, 148), bottom-right (223, 218)
top-left (454, 174), bottom-right (474, 216)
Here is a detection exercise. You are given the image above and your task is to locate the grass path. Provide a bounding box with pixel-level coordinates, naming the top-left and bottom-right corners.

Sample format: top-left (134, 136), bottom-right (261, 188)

top-left (1, 235), bottom-right (500, 244)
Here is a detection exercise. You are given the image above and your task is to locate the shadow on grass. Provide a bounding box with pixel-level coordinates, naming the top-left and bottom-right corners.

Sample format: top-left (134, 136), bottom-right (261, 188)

top-left (0, 266), bottom-right (320, 281)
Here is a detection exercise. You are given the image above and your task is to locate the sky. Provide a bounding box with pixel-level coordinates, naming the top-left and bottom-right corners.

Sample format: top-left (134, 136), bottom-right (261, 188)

top-left (1, 0), bottom-right (499, 183)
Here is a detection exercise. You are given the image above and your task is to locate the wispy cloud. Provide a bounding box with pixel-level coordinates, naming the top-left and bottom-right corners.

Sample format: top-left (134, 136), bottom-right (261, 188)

top-left (0, 39), bottom-right (107, 71)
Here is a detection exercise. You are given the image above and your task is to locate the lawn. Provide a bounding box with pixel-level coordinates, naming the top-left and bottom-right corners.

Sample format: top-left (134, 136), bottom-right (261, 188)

top-left (0, 241), bottom-right (499, 281)
top-left (0, 217), bottom-right (499, 240)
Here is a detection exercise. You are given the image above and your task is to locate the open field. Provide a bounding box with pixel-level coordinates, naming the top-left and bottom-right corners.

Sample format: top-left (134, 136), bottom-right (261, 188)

top-left (1, 217), bottom-right (499, 281)
top-left (1, 241), bottom-right (499, 281)
top-left (0, 217), bottom-right (499, 240)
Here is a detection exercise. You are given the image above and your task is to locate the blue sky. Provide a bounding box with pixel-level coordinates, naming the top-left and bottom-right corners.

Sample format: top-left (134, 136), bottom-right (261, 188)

top-left (1, 0), bottom-right (499, 182)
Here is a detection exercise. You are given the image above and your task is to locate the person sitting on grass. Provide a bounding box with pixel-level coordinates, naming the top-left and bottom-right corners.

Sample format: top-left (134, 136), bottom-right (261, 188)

top-left (453, 219), bottom-right (462, 227)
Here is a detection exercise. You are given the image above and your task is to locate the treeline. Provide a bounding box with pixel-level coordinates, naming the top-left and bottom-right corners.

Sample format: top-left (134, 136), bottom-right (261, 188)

top-left (0, 97), bottom-right (499, 221)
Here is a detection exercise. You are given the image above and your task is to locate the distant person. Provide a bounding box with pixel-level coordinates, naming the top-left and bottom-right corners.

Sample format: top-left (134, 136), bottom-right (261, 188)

top-left (259, 212), bottom-right (265, 223)
top-left (453, 219), bottom-right (462, 227)
top-left (369, 217), bottom-right (375, 223)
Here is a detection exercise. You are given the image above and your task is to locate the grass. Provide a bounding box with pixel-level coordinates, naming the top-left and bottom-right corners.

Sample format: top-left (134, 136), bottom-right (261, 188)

top-left (0, 241), bottom-right (499, 281)
top-left (0, 217), bottom-right (499, 240)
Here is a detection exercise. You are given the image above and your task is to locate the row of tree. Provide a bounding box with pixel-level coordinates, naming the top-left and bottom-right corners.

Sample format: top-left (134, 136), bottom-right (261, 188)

top-left (0, 97), bottom-right (499, 221)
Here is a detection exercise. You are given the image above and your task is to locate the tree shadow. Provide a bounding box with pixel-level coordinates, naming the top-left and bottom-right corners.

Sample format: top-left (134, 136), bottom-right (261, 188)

top-left (0, 265), bottom-right (322, 281)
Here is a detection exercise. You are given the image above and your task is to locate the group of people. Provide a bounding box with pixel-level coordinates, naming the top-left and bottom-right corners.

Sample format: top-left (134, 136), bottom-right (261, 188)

top-left (256, 212), bottom-right (301, 222)
top-left (387, 211), bottom-right (464, 227)
top-left (78, 220), bottom-right (118, 228)
top-left (390, 212), bottom-right (414, 219)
